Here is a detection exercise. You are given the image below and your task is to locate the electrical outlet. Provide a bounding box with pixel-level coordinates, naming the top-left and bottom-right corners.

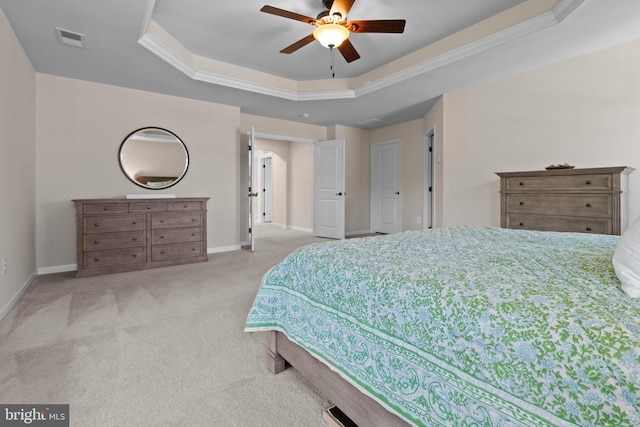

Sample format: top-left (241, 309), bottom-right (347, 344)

top-left (416, 217), bottom-right (422, 225)
top-left (2, 258), bottom-right (7, 274)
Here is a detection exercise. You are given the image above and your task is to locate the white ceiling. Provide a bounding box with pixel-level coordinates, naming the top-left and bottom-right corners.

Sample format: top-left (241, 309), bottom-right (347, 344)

top-left (2, 0), bottom-right (640, 129)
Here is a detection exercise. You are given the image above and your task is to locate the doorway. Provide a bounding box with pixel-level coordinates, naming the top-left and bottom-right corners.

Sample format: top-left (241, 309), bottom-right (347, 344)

top-left (260, 156), bottom-right (273, 223)
top-left (254, 149), bottom-right (286, 227)
top-left (242, 130), bottom-right (318, 250)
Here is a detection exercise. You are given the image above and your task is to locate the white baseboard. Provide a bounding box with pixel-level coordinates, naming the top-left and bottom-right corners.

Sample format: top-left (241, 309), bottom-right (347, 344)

top-left (346, 229), bottom-right (372, 237)
top-left (38, 264), bottom-right (77, 275)
top-left (207, 245), bottom-right (241, 254)
top-left (0, 270), bottom-right (37, 321)
top-left (37, 245), bottom-right (242, 275)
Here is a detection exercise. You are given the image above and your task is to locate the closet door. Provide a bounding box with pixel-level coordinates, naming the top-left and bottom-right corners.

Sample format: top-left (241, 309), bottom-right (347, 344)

top-left (314, 139), bottom-right (345, 239)
top-left (371, 140), bottom-right (401, 234)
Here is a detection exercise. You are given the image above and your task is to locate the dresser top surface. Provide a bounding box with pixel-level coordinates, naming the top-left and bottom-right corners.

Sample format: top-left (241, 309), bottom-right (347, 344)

top-left (73, 197), bottom-right (210, 204)
top-left (496, 166), bottom-right (634, 178)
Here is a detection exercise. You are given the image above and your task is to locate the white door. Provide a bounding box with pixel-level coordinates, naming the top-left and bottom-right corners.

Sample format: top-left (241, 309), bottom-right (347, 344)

top-left (246, 128), bottom-right (258, 251)
top-left (262, 157), bottom-right (273, 223)
top-left (371, 140), bottom-right (401, 234)
top-left (423, 129), bottom-right (434, 229)
top-left (314, 139), bottom-right (345, 239)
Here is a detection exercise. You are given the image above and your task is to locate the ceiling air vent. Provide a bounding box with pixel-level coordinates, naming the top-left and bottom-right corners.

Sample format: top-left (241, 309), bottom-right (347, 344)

top-left (56, 27), bottom-right (84, 48)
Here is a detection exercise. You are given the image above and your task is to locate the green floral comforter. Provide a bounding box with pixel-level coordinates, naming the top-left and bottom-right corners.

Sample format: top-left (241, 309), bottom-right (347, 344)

top-left (244, 226), bottom-right (640, 426)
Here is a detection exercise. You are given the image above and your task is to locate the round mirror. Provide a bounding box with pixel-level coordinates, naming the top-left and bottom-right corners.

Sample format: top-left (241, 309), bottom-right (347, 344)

top-left (119, 127), bottom-right (189, 190)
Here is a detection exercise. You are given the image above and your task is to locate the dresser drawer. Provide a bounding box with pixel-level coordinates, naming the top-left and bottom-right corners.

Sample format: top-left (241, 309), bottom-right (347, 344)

top-left (84, 215), bottom-right (146, 234)
top-left (152, 242), bottom-right (203, 261)
top-left (506, 194), bottom-right (611, 218)
top-left (129, 202), bottom-right (167, 212)
top-left (152, 212), bottom-right (202, 229)
top-left (84, 247), bottom-right (146, 269)
top-left (84, 231), bottom-right (146, 251)
top-left (84, 203), bottom-right (129, 215)
top-left (152, 227), bottom-right (202, 245)
top-left (506, 214), bottom-right (612, 234)
top-left (505, 174), bottom-right (611, 192)
top-left (168, 201), bottom-right (203, 212)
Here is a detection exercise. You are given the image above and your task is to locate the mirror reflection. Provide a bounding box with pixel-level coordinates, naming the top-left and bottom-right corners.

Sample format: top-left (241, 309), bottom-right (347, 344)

top-left (119, 127), bottom-right (189, 190)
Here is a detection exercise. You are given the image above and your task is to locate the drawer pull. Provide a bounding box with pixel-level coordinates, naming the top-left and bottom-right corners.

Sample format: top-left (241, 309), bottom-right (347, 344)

top-left (132, 254), bottom-right (137, 258)
top-left (586, 203), bottom-right (592, 208)
top-left (191, 218), bottom-right (196, 222)
top-left (94, 223), bottom-right (99, 227)
top-left (160, 220), bottom-right (164, 223)
top-left (160, 235), bottom-right (165, 239)
top-left (519, 201), bottom-right (525, 206)
top-left (192, 247), bottom-right (196, 251)
top-left (184, 204), bottom-right (188, 208)
top-left (586, 180), bottom-right (592, 185)
top-left (519, 222), bottom-right (524, 226)
top-left (103, 207), bottom-right (109, 211)
top-left (519, 182), bottom-right (524, 186)
top-left (94, 257), bottom-right (100, 262)
top-left (586, 227), bottom-right (592, 231)
top-left (146, 206), bottom-right (151, 210)
top-left (191, 233), bottom-right (195, 237)
top-left (132, 237), bottom-right (137, 241)
top-left (161, 250), bottom-right (165, 255)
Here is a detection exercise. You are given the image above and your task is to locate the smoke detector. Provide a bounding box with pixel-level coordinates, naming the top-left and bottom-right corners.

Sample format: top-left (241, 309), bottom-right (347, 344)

top-left (56, 27), bottom-right (85, 48)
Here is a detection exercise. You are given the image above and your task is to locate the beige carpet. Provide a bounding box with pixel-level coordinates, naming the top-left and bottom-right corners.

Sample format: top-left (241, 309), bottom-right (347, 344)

top-left (0, 225), bottom-right (334, 426)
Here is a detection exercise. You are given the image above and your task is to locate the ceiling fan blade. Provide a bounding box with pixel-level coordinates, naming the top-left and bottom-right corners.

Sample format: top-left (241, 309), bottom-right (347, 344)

top-left (348, 19), bottom-right (406, 33)
top-left (330, 0), bottom-right (356, 19)
top-left (280, 34), bottom-right (316, 54)
top-left (260, 5), bottom-right (316, 25)
top-left (337, 39), bottom-right (360, 63)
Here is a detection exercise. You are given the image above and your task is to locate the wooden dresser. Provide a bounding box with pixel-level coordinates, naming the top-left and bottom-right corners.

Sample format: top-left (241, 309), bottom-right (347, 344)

top-left (73, 198), bottom-right (209, 277)
top-left (496, 167), bottom-right (634, 235)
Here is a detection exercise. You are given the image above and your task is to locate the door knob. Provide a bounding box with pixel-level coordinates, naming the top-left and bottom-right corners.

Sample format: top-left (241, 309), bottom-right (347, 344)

top-left (335, 192), bottom-right (343, 196)
top-left (395, 192), bottom-right (400, 195)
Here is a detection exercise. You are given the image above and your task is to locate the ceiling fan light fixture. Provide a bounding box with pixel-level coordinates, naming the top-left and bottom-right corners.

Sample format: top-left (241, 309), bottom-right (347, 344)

top-left (313, 23), bottom-right (349, 48)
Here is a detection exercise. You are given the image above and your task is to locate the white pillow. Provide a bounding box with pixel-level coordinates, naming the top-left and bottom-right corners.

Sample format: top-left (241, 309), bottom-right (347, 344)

top-left (613, 216), bottom-right (640, 298)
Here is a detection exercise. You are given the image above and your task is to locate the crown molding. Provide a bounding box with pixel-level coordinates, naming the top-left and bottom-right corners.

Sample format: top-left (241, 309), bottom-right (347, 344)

top-left (553, 0), bottom-right (586, 21)
top-left (355, 0), bottom-right (586, 97)
top-left (139, 0), bottom-right (586, 102)
top-left (138, 27), bottom-right (357, 101)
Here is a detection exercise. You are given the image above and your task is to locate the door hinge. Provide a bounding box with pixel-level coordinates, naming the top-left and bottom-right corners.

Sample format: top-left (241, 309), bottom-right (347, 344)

top-left (429, 187), bottom-right (433, 192)
top-left (249, 228), bottom-right (252, 233)
top-left (429, 146), bottom-right (433, 152)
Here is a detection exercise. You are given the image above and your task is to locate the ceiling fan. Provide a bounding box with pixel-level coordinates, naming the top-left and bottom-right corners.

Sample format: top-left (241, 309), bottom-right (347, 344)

top-left (260, 0), bottom-right (406, 64)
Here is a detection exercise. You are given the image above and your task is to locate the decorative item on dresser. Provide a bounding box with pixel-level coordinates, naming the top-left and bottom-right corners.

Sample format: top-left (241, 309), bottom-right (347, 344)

top-left (496, 166), bottom-right (634, 235)
top-left (73, 198), bottom-right (209, 277)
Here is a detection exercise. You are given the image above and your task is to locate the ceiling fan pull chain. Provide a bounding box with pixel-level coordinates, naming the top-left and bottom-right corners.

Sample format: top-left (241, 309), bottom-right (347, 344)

top-left (330, 45), bottom-right (336, 78)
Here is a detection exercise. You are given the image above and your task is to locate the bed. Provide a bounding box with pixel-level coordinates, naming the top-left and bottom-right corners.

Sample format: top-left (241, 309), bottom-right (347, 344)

top-left (244, 226), bottom-right (640, 426)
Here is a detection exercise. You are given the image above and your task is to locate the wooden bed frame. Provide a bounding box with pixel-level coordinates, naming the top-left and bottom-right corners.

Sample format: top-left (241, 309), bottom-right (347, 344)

top-left (268, 330), bottom-right (409, 426)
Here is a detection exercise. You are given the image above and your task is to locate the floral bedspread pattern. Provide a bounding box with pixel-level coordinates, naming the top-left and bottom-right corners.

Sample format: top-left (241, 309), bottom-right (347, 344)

top-left (244, 226), bottom-right (640, 426)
